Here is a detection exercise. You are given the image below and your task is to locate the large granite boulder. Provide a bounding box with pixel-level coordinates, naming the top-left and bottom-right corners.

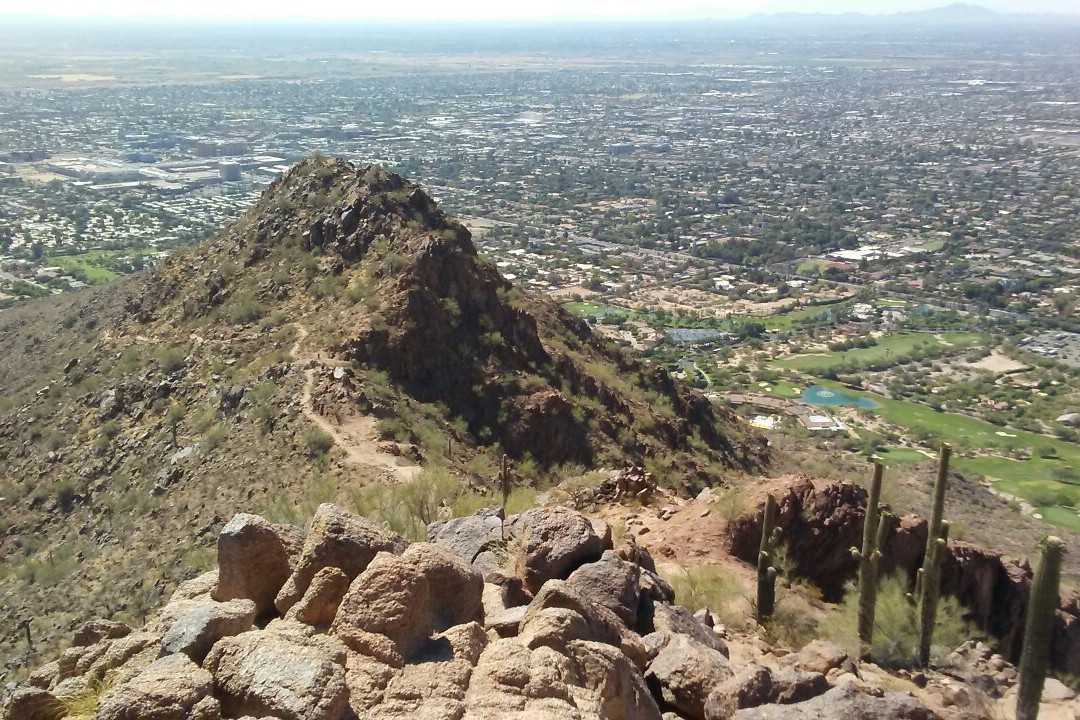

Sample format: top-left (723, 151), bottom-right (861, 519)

top-left (275, 503), bottom-right (407, 615)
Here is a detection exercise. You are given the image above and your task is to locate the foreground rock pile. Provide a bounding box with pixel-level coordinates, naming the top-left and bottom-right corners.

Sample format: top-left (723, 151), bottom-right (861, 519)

top-left (2, 503), bottom-right (938, 720)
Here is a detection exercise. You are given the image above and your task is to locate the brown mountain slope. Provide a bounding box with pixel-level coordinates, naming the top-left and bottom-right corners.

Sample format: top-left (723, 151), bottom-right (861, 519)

top-left (0, 157), bottom-right (765, 677)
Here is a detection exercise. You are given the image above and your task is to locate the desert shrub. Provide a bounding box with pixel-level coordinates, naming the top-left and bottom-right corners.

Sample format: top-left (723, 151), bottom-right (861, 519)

top-left (155, 346), bottom-right (187, 373)
top-left (765, 594), bottom-right (821, 650)
top-left (55, 481), bottom-right (77, 513)
top-left (230, 292), bottom-right (267, 325)
top-left (311, 274), bottom-right (347, 300)
top-left (662, 565), bottom-right (749, 631)
top-left (264, 473), bottom-right (337, 525)
top-left (463, 453), bottom-right (500, 479)
top-left (347, 466), bottom-right (458, 540)
top-left (1027, 487), bottom-right (1075, 508)
top-left (819, 575), bottom-right (980, 668)
top-left (375, 416), bottom-right (413, 444)
top-left (303, 428), bottom-right (335, 458)
top-left (202, 423), bottom-right (228, 451)
top-left (57, 673), bottom-right (116, 717)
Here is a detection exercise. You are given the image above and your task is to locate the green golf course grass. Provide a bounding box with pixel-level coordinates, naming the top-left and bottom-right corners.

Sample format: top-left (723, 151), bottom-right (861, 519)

top-left (775, 331), bottom-right (984, 373)
top-left (808, 379), bottom-right (1080, 516)
top-left (877, 447), bottom-right (933, 465)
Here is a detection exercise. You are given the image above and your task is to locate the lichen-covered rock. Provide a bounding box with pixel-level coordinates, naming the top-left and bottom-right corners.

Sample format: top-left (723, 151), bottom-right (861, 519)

top-left (275, 503), bottom-right (407, 615)
top-left (510, 507), bottom-right (605, 594)
top-left (524, 580), bottom-right (648, 671)
top-left (214, 513), bottom-right (305, 617)
top-left (649, 603), bottom-right (728, 657)
top-left (564, 640), bottom-right (662, 720)
top-left (427, 507), bottom-right (505, 569)
top-left (704, 664), bottom-right (775, 719)
top-left (97, 654), bottom-right (219, 720)
top-left (161, 598), bottom-right (257, 662)
top-left (204, 623), bottom-right (349, 720)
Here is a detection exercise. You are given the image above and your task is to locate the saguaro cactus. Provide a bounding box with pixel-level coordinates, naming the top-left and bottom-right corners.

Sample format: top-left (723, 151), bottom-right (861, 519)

top-left (757, 493), bottom-right (781, 623)
top-left (1017, 536), bottom-right (1067, 720)
top-left (851, 461), bottom-right (895, 658)
top-left (915, 443), bottom-right (952, 666)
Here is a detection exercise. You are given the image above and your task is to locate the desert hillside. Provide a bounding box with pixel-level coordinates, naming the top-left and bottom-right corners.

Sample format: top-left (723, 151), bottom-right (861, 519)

top-left (0, 157), bottom-right (766, 675)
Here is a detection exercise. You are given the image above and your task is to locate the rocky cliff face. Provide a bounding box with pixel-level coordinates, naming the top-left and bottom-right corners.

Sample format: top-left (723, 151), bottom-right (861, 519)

top-left (728, 478), bottom-right (1080, 678)
top-left (2, 503), bottom-right (941, 720)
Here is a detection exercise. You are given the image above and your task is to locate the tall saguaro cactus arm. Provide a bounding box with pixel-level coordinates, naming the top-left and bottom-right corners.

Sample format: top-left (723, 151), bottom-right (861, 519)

top-left (853, 461), bottom-right (885, 656)
top-left (1017, 536), bottom-right (1067, 720)
top-left (917, 521), bottom-right (950, 666)
top-left (927, 443), bottom-right (951, 546)
top-left (914, 443), bottom-right (952, 667)
top-left (756, 494), bottom-right (780, 623)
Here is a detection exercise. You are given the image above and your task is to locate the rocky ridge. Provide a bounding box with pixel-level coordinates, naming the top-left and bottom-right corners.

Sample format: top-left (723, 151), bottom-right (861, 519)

top-left (4, 502), bottom-right (950, 720)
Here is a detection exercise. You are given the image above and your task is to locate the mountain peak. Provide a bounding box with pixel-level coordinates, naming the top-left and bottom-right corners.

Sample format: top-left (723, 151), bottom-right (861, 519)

top-left (256, 157), bottom-right (466, 262)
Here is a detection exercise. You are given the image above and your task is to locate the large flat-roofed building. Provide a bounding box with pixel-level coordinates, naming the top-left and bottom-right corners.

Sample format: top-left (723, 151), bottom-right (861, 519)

top-left (48, 158), bottom-right (144, 182)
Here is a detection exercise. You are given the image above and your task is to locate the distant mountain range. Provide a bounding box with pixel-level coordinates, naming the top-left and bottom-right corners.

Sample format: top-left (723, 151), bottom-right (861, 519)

top-left (738, 3), bottom-right (1080, 28)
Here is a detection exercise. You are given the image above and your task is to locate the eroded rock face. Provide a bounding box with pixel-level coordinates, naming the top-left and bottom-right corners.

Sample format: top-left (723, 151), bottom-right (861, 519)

top-left (727, 479), bottom-right (864, 601)
top-left (214, 513), bottom-right (305, 617)
top-left (331, 543), bottom-right (483, 660)
top-left (511, 506), bottom-right (605, 594)
top-left (276, 503), bottom-right (407, 615)
top-left (204, 624), bottom-right (350, 720)
top-left (728, 480), bottom-right (1080, 676)
top-left (97, 654), bottom-right (219, 720)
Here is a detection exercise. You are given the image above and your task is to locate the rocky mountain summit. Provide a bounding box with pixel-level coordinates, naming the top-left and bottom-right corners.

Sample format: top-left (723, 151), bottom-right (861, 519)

top-left (0, 157), bottom-right (765, 673)
top-left (2, 502), bottom-right (949, 720)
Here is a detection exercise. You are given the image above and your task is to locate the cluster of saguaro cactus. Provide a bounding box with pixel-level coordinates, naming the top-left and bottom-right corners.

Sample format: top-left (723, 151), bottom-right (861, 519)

top-left (912, 443), bottom-right (952, 667)
top-left (1016, 536), bottom-right (1067, 720)
top-left (851, 461), bottom-right (896, 659)
top-left (756, 493), bottom-right (781, 623)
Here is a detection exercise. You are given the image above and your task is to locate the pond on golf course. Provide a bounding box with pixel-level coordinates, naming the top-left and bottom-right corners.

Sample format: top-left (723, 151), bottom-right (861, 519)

top-left (802, 385), bottom-right (879, 410)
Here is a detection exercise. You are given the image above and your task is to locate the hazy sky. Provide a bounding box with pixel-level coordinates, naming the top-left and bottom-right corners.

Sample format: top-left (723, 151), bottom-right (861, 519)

top-left (1, 0), bottom-right (1077, 21)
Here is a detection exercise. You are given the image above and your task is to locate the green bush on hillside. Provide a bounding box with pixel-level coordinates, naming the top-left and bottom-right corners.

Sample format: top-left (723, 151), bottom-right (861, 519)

top-left (820, 574), bottom-right (979, 668)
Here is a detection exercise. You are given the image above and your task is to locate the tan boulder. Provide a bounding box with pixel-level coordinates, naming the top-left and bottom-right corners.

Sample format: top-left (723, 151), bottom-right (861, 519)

top-left (96, 653), bottom-right (219, 720)
top-left (213, 513), bottom-right (305, 617)
top-left (275, 503), bottom-right (407, 615)
top-left (332, 544), bottom-right (483, 660)
top-left (204, 623), bottom-right (349, 720)
top-left (0, 687), bottom-right (63, 720)
top-left (523, 580), bottom-right (648, 671)
top-left (645, 633), bottom-right (733, 720)
top-left (286, 566), bottom-right (350, 628)
top-left (510, 507), bottom-right (604, 594)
